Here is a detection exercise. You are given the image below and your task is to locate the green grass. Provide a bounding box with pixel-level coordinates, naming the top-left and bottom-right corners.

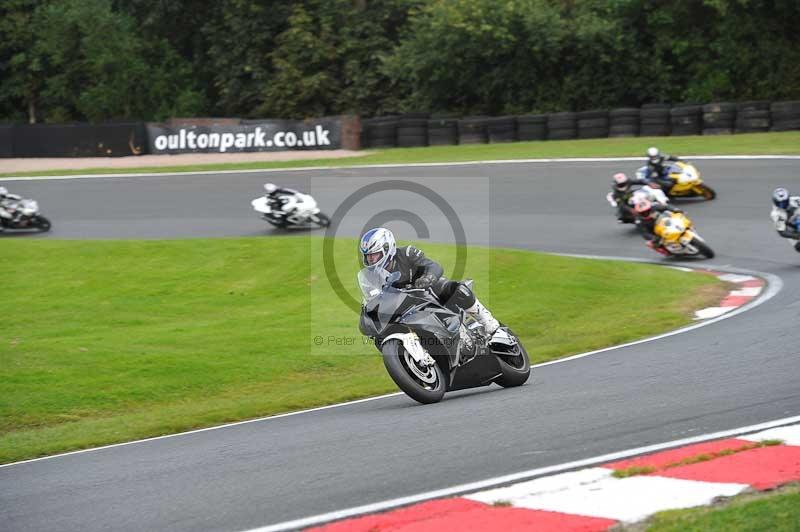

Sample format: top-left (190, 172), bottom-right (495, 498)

top-left (0, 236), bottom-right (726, 463)
top-left (2, 131), bottom-right (798, 178)
top-left (641, 484), bottom-right (800, 532)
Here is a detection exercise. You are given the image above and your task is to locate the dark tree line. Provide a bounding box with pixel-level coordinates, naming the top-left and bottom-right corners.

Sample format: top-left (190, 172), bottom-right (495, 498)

top-left (1, 0), bottom-right (798, 123)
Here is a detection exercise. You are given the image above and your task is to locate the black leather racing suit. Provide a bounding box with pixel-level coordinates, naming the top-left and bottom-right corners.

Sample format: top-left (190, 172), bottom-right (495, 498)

top-left (646, 154), bottom-right (681, 192)
top-left (386, 245), bottom-right (476, 310)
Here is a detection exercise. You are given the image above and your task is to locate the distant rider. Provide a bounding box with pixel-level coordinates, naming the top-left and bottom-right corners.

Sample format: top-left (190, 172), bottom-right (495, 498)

top-left (770, 187), bottom-right (800, 252)
top-left (0, 186), bottom-right (22, 230)
top-left (359, 227), bottom-right (503, 341)
top-left (633, 199), bottom-right (683, 255)
top-left (263, 183), bottom-right (309, 224)
top-left (645, 147), bottom-right (681, 192)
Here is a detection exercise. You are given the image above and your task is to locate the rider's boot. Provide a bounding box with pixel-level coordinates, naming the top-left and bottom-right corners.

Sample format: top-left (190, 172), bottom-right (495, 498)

top-left (793, 240), bottom-right (800, 253)
top-left (465, 298), bottom-right (501, 339)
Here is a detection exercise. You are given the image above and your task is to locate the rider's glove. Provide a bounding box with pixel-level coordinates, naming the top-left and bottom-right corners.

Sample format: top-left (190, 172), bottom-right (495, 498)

top-left (414, 273), bottom-right (437, 289)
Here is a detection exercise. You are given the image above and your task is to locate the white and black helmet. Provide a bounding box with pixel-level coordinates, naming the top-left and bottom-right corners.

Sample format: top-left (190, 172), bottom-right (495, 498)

top-left (647, 146), bottom-right (661, 163)
top-left (264, 183), bottom-right (277, 194)
top-left (0, 186), bottom-right (7, 197)
top-left (773, 187), bottom-right (790, 209)
top-left (360, 227), bottom-right (396, 270)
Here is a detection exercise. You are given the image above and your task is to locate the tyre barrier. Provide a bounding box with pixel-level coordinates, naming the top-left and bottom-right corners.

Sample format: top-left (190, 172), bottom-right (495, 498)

top-left (547, 112), bottom-right (577, 140)
top-left (577, 110), bottom-right (609, 139)
top-left (516, 114), bottom-right (547, 141)
top-left (427, 116), bottom-right (459, 146)
top-left (397, 116), bottom-right (429, 148)
top-left (486, 116), bottom-right (517, 143)
top-left (364, 116), bottom-right (399, 148)
top-left (702, 102), bottom-right (736, 135)
top-left (640, 103), bottom-right (671, 137)
top-left (458, 116), bottom-right (489, 144)
top-left (735, 101), bottom-right (770, 133)
top-left (771, 101), bottom-right (800, 132)
top-left (608, 108), bottom-right (640, 137)
top-left (670, 104), bottom-right (702, 136)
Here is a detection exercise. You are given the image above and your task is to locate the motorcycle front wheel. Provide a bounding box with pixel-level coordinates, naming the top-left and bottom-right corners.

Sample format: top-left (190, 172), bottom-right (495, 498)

top-left (696, 184), bottom-right (717, 200)
top-left (35, 215), bottom-right (52, 232)
top-left (493, 329), bottom-right (531, 388)
top-left (691, 238), bottom-right (715, 259)
top-left (381, 339), bottom-right (446, 404)
top-left (311, 212), bottom-right (331, 228)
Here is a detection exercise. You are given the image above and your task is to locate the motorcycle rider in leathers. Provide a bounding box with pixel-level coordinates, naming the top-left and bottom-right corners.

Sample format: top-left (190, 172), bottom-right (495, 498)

top-left (263, 183), bottom-right (310, 224)
top-left (0, 186), bottom-right (23, 231)
top-left (633, 199), bottom-right (683, 255)
top-left (645, 146), bottom-right (681, 193)
top-left (770, 187), bottom-right (800, 252)
top-left (359, 227), bottom-right (502, 341)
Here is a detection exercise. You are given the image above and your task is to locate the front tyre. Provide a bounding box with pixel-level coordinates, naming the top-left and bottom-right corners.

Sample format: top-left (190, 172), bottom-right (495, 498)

top-left (381, 339), bottom-right (446, 404)
top-left (697, 184), bottom-right (717, 200)
top-left (312, 212), bottom-right (331, 228)
top-left (691, 238), bottom-right (715, 259)
top-left (35, 215), bottom-right (52, 232)
top-left (493, 329), bottom-right (531, 388)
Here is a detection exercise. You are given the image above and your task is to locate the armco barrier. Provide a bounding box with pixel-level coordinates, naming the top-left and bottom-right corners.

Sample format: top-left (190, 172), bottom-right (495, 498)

top-left (8, 123), bottom-right (147, 157)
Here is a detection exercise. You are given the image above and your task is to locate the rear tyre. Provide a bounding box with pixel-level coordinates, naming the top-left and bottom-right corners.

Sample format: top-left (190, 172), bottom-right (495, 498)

top-left (382, 339), bottom-right (446, 404)
top-left (691, 238), bottom-right (715, 259)
top-left (493, 329), bottom-right (531, 388)
top-left (35, 215), bottom-right (51, 232)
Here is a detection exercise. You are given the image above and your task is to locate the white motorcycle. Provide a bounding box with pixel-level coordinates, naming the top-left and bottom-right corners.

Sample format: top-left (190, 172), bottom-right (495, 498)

top-left (0, 198), bottom-right (52, 232)
top-left (251, 192), bottom-right (330, 229)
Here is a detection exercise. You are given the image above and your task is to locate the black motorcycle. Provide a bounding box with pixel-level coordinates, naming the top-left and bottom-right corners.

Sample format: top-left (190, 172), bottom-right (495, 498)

top-left (358, 268), bottom-right (530, 404)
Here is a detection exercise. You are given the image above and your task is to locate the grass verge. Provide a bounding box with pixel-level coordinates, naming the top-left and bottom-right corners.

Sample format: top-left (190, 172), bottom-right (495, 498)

top-left (0, 236), bottom-right (727, 463)
top-left (632, 483), bottom-right (800, 532)
top-left (1, 131), bottom-right (798, 178)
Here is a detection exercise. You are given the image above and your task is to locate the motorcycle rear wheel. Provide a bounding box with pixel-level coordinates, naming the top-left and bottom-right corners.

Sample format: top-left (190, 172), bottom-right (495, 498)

top-left (382, 339), bottom-right (446, 404)
top-left (494, 329), bottom-right (531, 388)
top-left (691, 238), bottom-right (715, 259)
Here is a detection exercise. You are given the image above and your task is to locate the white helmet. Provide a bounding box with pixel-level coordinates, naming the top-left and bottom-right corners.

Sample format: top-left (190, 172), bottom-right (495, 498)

top-left (264, 183), bottom-right (277, 194)
top-left (360, 227), bottom-right (396, 270)
top-left (773, 187), bottom-right (790, 208)
top-left (0, 186), bottom-right (6, 197)
top-left (647, 146), bottom-right (661, 163)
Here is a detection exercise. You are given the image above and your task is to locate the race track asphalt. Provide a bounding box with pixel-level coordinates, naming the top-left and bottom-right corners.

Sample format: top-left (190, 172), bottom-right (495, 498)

top-left (2, 159), bottom-right (800, 532)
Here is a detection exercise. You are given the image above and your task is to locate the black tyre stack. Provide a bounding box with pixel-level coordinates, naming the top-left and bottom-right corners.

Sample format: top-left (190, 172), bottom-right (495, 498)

top-left (486, 116), bottom-right (517, 143)
top-left (640, 104), bottom-right (671, 137)
top-left (396, 113), bottom-right (429, 148)
top-left (770, 101), bottom-right (800, 132)
top-left (516, 115), bottom-right (547, 141)
top-left (427, 115), bottom-right (459, 146)
top-left (608, 108), bottom-right (640, 137)
top-left (458, 116), bottom-right (489, 144)
top-left (735, 101), bottom-right (771, 133)
top-left (364, 116), bottom-right (398, 148)
top-left (670, 104), bottom-right (703, 136)
top-left (547, 112), bottom-right (577, 140)
top-left (577, 110), bottom-right (609, 139)
top-left (702, 102), bottom-right (736, 135)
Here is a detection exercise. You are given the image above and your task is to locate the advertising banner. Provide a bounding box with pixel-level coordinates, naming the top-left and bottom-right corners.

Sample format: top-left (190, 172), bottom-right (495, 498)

top-left (146, 117), bottom-right (342, 155)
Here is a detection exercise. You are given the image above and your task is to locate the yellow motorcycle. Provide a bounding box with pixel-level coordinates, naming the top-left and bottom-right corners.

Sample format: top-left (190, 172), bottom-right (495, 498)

top-left (651, 210), bottom-right (715, 258)
top-left (636, 161), bottom-right (716, 200)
